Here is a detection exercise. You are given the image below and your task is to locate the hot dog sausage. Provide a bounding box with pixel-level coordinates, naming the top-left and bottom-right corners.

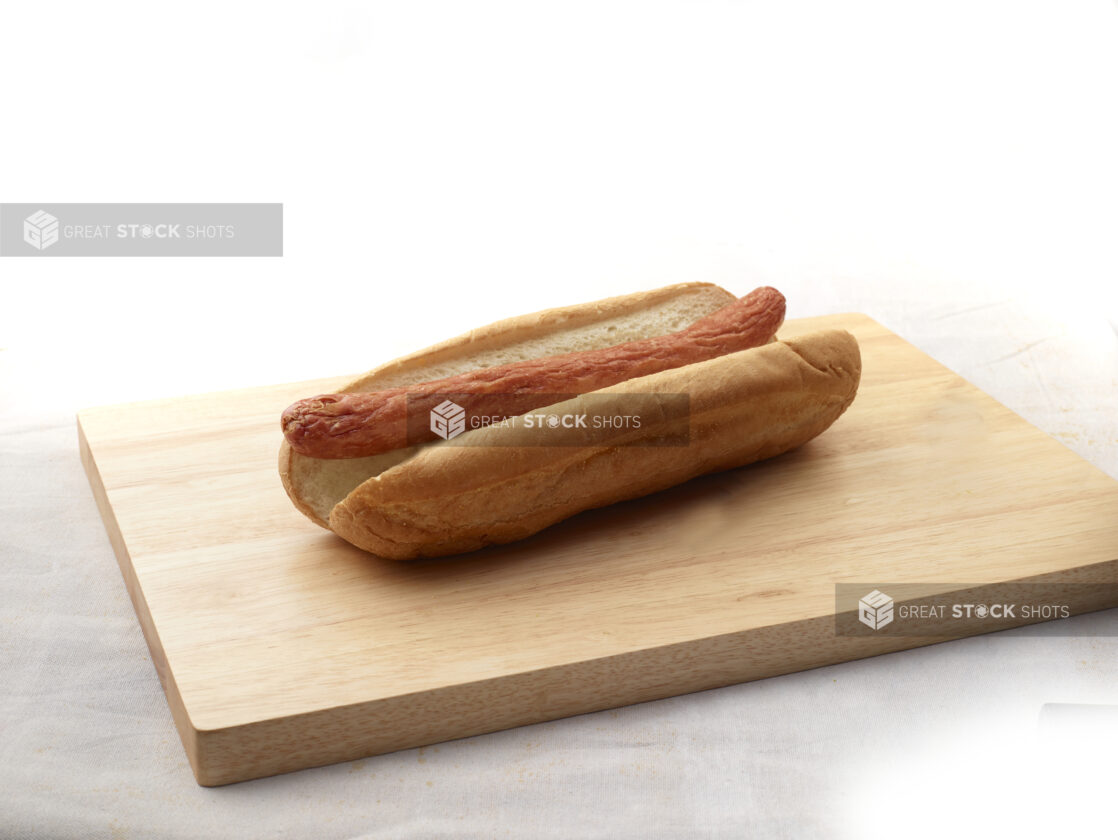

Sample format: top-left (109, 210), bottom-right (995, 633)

top-left (282, 285), bottom-right (785, 459)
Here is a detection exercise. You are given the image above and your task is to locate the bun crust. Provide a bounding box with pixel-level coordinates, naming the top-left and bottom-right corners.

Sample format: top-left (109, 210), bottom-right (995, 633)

top-left (328, 329), bottom-right (861, 558)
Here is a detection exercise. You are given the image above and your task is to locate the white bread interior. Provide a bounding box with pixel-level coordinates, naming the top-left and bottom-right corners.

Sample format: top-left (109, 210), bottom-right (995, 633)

top-left (279, 282), bottom-right (738, 526)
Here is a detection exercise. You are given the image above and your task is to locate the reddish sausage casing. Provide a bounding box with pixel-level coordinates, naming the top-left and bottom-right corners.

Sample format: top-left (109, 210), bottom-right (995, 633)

top-left (282, 286), bottom-right (786, 459)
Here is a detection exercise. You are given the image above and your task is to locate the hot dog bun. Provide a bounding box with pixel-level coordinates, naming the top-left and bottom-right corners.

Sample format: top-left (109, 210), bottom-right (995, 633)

top-left (279, 283), bottom-right (861, 559)
top-left (280, 282), bottom-right (737, 528)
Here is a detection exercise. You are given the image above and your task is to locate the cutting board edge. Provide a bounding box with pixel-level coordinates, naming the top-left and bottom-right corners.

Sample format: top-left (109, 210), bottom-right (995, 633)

top-left (77, 415), bottom-right (203, 775)
top-left (185, 610), bottom-right (904, 785)
top-left (186, 572), bottom-right (1118, 787)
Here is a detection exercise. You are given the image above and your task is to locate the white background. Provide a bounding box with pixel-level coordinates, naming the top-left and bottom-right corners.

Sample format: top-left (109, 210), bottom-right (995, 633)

top-left (2, 1), bottom-right (1117, 837)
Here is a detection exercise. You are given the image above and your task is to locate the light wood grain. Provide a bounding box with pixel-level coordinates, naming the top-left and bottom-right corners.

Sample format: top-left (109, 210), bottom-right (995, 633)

top-left (78, 313), bottom-right (1118, 785)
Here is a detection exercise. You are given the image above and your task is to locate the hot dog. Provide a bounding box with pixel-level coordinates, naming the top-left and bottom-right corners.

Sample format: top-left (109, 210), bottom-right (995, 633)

top-left (278, 282), bottom-right (861, 559)
top-left (282, 286), bottom-right (786, 459)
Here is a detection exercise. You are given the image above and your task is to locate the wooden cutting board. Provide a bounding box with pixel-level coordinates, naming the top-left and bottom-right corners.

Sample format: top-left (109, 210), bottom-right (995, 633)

top-left (78, 313), bottom-right (1118, 786)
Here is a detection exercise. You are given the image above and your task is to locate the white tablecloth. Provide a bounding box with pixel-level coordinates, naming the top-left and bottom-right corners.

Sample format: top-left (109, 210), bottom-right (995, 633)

top-left (3, 1), bottom-right (1118, 837)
